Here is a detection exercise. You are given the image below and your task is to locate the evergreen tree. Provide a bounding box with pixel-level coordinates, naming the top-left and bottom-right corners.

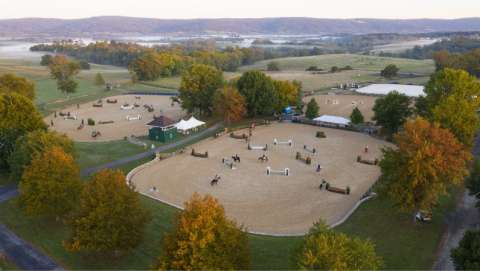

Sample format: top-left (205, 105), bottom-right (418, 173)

top-left (305, 98), bottom-right (319, 120)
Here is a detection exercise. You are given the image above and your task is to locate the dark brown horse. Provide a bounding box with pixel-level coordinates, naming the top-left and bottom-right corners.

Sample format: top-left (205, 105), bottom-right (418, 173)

top-left (210, 175), bottom-right (221, 186)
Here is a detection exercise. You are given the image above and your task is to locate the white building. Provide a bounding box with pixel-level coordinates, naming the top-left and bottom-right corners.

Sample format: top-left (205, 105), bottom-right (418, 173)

top-left (313, 115), bottom-right (351, 128)
top-left (356, 84), bottom-right (425, 97)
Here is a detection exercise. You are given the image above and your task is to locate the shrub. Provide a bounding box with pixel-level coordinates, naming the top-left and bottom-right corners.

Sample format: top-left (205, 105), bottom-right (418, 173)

top-left (87, 118), bottom-right (95, 126)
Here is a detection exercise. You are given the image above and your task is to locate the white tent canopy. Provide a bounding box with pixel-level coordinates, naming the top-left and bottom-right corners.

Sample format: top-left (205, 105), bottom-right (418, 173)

top-left (356, 84), bottom-right (425, 97)
top-left (313, 115), bottom-right (351, 126)
top-left (175, 117), bottom-right (206, 133)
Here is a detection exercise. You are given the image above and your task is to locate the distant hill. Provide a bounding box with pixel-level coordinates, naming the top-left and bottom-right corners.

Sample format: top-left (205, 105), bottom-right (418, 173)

top-left (1, 16), bottom-right (480, 37)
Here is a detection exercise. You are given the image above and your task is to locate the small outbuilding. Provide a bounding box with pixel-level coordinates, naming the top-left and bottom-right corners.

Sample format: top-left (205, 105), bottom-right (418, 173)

top-left (147, 116), bottom-right (177, 142)
top-left (313, 115), bottom-right (351, 128)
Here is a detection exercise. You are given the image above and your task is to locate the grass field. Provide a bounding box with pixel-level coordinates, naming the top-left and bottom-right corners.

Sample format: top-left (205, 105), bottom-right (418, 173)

top-left (0, 58), bottom-right (178, 115)
top-left (0, 254), bottom-right (17, 271)
top-left (75, 140), bottom-right (146, 170)
top-left (0, 174), bottom-right (459, 270)
top-left (238, 54), bottom-right (435, 92)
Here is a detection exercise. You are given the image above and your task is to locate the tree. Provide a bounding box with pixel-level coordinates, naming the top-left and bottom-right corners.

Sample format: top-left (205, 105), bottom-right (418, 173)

top-left (350, 107), bottom-right (364, 124)
top-left (237, 70), bottom-right (278, 117)
top-left (157, 193), bottom-right (249, 270)
top-left (0, 93), bottom-right (45, 169)
top-left (94, 73), bottom-right (105, 86)
top-left (48, 55), bottom-right (80, 94)
top-left (451, 230), bottom-right (480, 270)
top-left (64, 169), bottom-right (150, 255)
top-left (274, 80), bottom-right (299, 112)
top-left (294, 80), bottom-right (305, 113)
top-left (8, 130), bottom-right (74, 183)
top-left (296, 221), bottom-right (382, 270)
top-left (330, 66), bottom-right (339, 73)
top-left (0, 73), bottom-right (35, 100)
top-left (40, 54), bottom-right (53, 66)
top-left (372, 91), bottom-right (412, 135)
top-left (305, 98), bottom-right (319, 120)
top-left (380, 64), bottom-right (399, 78)
top-left (267, 61), bottom-right (280, 71)
top-left (423, 69), bottom-right (480, 148)
top-left (79, 60), bottom-right (91, 70)
top-left (378, 117), bottom-right (471, 218)
top-left (18, 146), bottom-right (81, 219)
top-left (179, 64), bottom-right (224, 115)
top-left (466, 159), bottom-right (480, 209)
top-left (214, 87), bottom-right (246, 125)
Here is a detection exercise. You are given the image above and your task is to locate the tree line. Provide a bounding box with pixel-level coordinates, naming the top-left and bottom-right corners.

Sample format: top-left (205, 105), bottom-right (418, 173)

top-left (177, 64), bottom-right (303, 122)
top-left (378, 36), bottom-right (480, 60)
top-left (31, 40), bottom-right (327, 82)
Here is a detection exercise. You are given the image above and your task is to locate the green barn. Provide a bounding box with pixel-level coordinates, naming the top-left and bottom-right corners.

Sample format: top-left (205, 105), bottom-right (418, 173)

top-left (147, 116), bottom-right (177, 142)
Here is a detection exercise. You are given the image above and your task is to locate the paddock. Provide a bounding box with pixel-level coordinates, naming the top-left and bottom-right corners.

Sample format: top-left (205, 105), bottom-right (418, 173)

top-left (45, 94), bottom-right (184, 142)
top-left (129, 123), bottom-right (392, 235)
top-left (305, 94), bottom-right (377, 121)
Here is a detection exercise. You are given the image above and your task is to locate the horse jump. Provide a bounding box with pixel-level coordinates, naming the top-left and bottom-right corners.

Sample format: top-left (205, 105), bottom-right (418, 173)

top-left (357, 155), bottom-right (378, 165)
top-left (248, 144), bottom-right (268, 151)
top-left (222, 158), bottom-right (236, 169)
top-left (191, 149), bottom-right (208, 158)
top-left (230, 132), bottom-right (248, 140)
top-left (319, 180), bottom-right (350, 195)
top-left (126, 115), bottom-right (142, 121)
top-left (296, 152), bottom-right (312, 165)
top-left (316, 131), bottom-right (327, 138)
top-left (273, 138), bottom-right (293, 146)
top-left (304, 145), bottom-right (316, 154)
top-left (266, 167), bottom-right (290, 176)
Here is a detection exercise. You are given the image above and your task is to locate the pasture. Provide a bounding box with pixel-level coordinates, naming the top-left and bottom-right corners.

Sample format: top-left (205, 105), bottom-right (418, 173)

top-left (130, 123), bottom-right (392, 235)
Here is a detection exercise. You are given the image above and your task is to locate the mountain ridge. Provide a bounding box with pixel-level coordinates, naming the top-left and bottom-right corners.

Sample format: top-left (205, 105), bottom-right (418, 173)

top-left (1, 16), bottom-right (480, 36)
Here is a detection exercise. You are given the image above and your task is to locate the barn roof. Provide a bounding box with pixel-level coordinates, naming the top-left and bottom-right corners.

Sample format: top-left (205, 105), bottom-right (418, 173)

top-left (147, 116), bottom-right (176, 127)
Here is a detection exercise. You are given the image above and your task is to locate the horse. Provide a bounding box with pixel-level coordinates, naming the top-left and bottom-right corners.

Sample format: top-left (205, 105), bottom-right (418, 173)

top-left (232, 154), bottom-right (241, 163)
top-left (210, 175), bottom-right (221, 186)
top-left (258, 154), bottom-right (269, 162)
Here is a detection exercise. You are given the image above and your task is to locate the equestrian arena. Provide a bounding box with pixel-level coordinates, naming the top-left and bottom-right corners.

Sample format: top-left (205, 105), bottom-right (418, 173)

top-left (130, 122), bottom-right (392, 235)
top-left (44, 94), bottom-right (184, 142)
top-left (305, 94), bottom-right (378, 121)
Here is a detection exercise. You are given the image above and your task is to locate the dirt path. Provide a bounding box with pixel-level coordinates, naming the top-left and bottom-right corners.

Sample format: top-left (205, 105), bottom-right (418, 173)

top-left (432, 135), bottom-right (480, 270)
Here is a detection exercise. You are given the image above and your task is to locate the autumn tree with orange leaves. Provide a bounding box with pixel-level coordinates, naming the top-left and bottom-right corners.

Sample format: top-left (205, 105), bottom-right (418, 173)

top-left (156, 193), bottom-right (250, 270)
top-left (214, 86), bottom-right (246, 125)
top-left (379, 117), bottom-right (471, 220)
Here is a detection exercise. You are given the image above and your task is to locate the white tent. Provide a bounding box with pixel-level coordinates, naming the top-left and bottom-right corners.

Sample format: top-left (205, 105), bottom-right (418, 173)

top-left (356, 84), bottom-right (425, 97)
top-left (175, 117), bottom-right (206, 134)
top-left (187, 116), bottom-right (206, 127)
top-left (313, 115), bottom-right (351, 127)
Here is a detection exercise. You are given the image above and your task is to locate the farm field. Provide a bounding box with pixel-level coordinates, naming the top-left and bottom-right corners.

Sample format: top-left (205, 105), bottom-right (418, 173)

top-left (0, 57), bottom-right (178, 115)
top-left (239, 54), bottom-right (435, 92)
top-left (131, 123), bottom-right (392, 234)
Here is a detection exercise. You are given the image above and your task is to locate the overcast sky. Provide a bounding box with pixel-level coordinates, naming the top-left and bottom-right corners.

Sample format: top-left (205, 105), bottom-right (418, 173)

top-left (0, 0), bottom-right (479, 19)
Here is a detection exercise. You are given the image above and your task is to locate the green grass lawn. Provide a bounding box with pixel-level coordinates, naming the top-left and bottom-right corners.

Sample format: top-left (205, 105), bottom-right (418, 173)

top-left (75, 140), bottom-right (147, 170)
top-left (241, 54), bottom-right (435, 74)
top-left (336, 189), bottom-right (460, 269)
top-left (0, 254), bottom-right (17, 271)
top-left (0, 178), bottom-right (459, 270)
